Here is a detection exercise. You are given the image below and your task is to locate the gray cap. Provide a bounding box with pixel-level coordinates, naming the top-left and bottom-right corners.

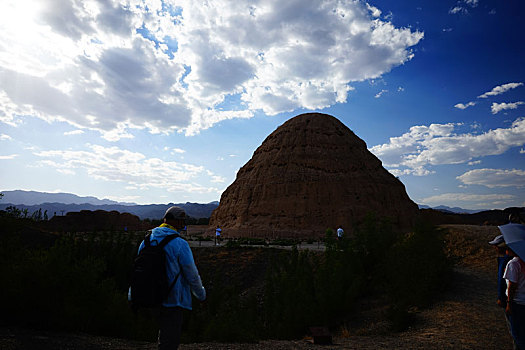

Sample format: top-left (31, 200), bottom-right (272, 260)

top-left (488, 234), bottom-right (505, 246)
top-left (163, 206), bottom-right (186, 220)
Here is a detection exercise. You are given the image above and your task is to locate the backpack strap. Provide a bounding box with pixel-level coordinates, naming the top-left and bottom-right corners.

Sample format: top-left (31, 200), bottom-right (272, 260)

top-left (158, 233), bottom-right (180, 248)
top-left (143, 232), bottom-right (179, 247)
top-left (156, 234), bottom-right (181, 295)
top-left (144, 233), bottom-right (152, 247)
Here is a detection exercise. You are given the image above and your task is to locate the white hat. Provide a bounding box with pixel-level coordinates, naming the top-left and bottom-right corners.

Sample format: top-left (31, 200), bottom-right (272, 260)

top-left (163, 206), bottom-right (186, 220)
top-left (488, 234), bottom-right (505, 246)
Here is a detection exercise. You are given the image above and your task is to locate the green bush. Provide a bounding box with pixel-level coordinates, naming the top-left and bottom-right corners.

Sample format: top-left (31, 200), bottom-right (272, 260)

top-left (184, 283), bottom-right (260, 343)
top-left (0, 215), bottom-right (452, 341)
top-left (383, 222), bottom-right (452, 330)
top-left (261, 243), bottom-right (366, 339)
top-left (0, 227), bottom-right (156, 340)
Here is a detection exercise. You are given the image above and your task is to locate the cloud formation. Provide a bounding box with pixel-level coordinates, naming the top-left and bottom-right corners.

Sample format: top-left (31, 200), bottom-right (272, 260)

top-left (0, 154), bottom-right (17, 160)
top-left (478, 82), bottom-right (524, 98)
top-left (421, 193), bottom-right (514, 206)
top-left (370, 118), bottom-right (525, 176)
top-left (491, 101), bottom-right (524, 114)
top-left (33, 145), bottom-right (221, 194)
top-left (0, 0), bottom-right (423, 139)
top-left (457, 168), bottom-right (525, 188)
top-left (375, 89), bottom-right (388, 98)
top-left (449, 0), bottom-right (478, 15)
top-left (454, 101), bottom-right (476, 110)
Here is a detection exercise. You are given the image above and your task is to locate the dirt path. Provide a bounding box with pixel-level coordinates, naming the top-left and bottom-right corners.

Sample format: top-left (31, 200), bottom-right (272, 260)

top-left (0, 225), bottom-right (516, 349)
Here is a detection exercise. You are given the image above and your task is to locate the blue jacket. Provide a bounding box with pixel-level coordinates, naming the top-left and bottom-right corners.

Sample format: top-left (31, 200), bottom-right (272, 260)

top-left (135, 225), bottom-right (206, 309)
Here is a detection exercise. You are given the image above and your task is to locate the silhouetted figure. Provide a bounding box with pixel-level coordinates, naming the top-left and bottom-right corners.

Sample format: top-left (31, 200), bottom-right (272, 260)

top-left (129, 206), bottom-right (206, 350)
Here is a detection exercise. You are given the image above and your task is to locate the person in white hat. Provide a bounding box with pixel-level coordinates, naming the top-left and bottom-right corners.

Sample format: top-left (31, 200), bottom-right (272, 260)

top-left (503, 245), bottom-right (525, 350)
top-left (489, 235), bottom-right (511, 309)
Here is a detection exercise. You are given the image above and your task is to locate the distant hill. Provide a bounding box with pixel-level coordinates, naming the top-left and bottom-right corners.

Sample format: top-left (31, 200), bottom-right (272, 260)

top-left (0, 202), bottom-right (219, 220)
top-left (1, 190), bottom-right (128, 206)
top-left (0, 190), bottom-right (219, 220)
top-left (419, 207), bottom-right (525, 226)
top-left (418, 204), bottom-right (482, 215)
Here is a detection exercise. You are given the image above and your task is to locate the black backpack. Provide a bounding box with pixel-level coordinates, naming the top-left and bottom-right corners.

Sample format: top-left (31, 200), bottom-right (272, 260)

top-left (130, 233), bottom-right (180, 308)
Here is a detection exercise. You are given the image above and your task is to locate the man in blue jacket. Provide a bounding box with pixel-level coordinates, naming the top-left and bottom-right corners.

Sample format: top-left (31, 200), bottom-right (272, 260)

top-left (137, 206), bottom-right (206, 349)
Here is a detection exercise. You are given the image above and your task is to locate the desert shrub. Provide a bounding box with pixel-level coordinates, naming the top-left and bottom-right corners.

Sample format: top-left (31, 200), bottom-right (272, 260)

top-left (183, 281), bottom-right (260, 343)
top-left (383, 222), bottom-right (452, 330)
top-left (0, 215), bottom-right (452, 341)
top-left (238, 237), bottom-right (267, 245)
top-left (263, 248), bottom-right (317, 338)
top-left (225, 239), bottom-right (241, 248)
top-left (351, 214), bottom-right (399, 275)
top-left (262, 243), bottom-right (365, 339)
top-left (323, 228), bottom-right (337, 250)
top-left (0, 225), bottom-right (156, 340)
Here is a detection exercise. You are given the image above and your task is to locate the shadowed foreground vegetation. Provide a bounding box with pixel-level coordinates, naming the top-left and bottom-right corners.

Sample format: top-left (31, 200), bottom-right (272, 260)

top-left (0, 214), bottom-right (451, 343)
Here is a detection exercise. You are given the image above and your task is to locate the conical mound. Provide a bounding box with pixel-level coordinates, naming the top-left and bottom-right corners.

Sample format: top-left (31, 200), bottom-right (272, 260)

top-left (210, 113), bottom-right (419, 238)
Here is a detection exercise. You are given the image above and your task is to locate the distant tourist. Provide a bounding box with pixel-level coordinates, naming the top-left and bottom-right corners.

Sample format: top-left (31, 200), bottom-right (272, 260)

top-left (502, 213), bottom-right (525, 350)
top-left (503, 246), bottom-right (525, 350)
top-left (337, 225), bottom-right (344, 241)
top-left (215, 225), bottom-right (222, 245)
top-left (488, 235), bottom-right (510, 308)
top-left (129, 206), bottom-right (206, 350)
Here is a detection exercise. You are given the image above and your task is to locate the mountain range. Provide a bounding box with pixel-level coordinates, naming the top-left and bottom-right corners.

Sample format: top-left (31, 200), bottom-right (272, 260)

top-left (0, 190), bottom-right (219, 220)
top-left (1, 190), bottom-right (484, 219)
top-left (417, 204), bottom-right (482, 215)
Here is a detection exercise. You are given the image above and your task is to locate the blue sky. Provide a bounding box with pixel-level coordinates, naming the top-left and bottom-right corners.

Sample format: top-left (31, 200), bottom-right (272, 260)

top-left (0, 0), bottom-right (524, 210)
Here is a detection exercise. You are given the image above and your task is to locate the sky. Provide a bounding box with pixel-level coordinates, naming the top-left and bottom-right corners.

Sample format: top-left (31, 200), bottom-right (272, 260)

top-left (0, 0), bottom-right (524, 210)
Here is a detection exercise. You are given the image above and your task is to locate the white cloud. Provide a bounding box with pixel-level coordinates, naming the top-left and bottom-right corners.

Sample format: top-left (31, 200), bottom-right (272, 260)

top-left (0, 0), bottom-right (423, 139)
top-left (421, 193), bottom-right (514, 205)
top-left (0, 154), bottom-right (17, 160)
top-left (449, 7), bottom-right (465, 14)
top-left (0, 134), bottom-right (12, 140)
top-left (468, 160), bottom-right (481, 165)
top-left (478, 82), bottom-right (524, 98)
top-left (491, 101), bottom-right (524, 114)
top-left (205, 170), bottom-right (226, 183)
top-left (370, 118), bottom-right (525, 175)
top-left (454, 101), bottom-right (476, 110)
top-left (33, 145), bottom-right (220, 194)
top-left (375, 89), bottom-right (388, 98)
top-left (449, 0), bottom-right (478, 15)
top-left (521, 148), bottom-right (525, 154)
top-left (171, 148), bottom-right (186, 154)
top-left (457, 168), bottom-right (525, 188)
top-left (57, 168), bottom-right (76, 175)
top-left (64, 130), bottom-right (84, 136)
top-left (210, 175), bottom-right (226, 183)
top-left (366, 4), bottom-right (382, 18)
